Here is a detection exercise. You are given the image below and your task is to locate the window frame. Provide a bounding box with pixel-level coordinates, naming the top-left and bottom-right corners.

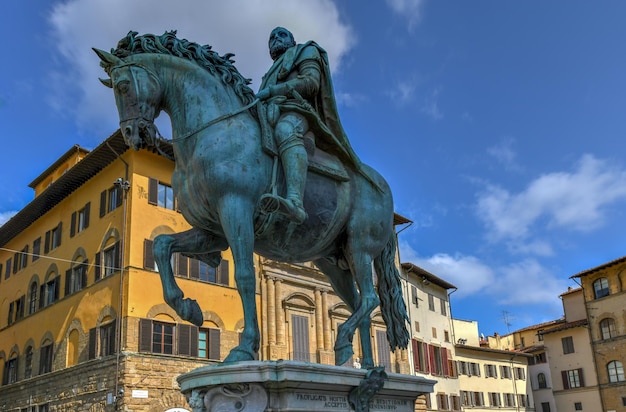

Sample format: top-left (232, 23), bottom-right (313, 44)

top-left (599, 318), bottom-right (617, 340)
top-left (562, 336), bottom-right (575, 354)
top-left (607, 360), bottom-right (625, 383)
top-left (593, 277), bottom-right (610, 299)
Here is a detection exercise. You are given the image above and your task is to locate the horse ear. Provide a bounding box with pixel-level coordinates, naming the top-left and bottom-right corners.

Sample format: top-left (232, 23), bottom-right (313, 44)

top-left (92, 47), bottom-right (123, 67)
top-left (99, 78), bottom-right (113, 88)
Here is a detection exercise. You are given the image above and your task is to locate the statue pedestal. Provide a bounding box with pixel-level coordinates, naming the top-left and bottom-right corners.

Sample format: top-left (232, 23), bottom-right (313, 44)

top-left (178, 360), bottom-right (435, 412)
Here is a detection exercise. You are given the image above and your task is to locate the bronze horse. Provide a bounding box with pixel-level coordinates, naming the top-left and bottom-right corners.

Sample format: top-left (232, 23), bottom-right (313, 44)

top-left (95, 31), bottom-right (408, 368)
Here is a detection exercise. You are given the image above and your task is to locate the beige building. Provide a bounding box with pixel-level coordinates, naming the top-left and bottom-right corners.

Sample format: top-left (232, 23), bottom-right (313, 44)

top-left (541, 287), bottom-right (602, 412)
top-left (402, 263), bottom-right (459, 411)
top-left (453, 319), bottom-right (533, 411)
top-left (572, 256), bottom-right (626, 412)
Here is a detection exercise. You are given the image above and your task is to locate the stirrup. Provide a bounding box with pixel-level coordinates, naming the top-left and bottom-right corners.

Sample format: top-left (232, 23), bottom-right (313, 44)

top-left (259, 193), bottom-right (307, 224)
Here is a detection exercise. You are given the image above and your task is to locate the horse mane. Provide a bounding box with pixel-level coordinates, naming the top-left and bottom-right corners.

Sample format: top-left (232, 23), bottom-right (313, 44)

top-left (110, 30), bottom-right (256, 105)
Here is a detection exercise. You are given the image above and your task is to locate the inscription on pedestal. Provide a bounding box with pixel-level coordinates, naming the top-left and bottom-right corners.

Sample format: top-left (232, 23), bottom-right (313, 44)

top-left (288, 392), bottom-right (409, 411)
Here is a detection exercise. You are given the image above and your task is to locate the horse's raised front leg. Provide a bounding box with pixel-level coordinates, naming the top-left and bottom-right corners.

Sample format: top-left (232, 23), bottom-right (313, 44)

top-left (314, 258), bottom-right (375, 369)
top-left (218, 196), bottom-right (259, 362)
top-left (153, 228), bottom-right (228, 326)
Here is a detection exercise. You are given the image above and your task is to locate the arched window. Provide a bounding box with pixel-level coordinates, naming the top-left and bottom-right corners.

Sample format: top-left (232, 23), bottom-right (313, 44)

top-left (24, 346), bottom-right (33, 379)
top-left (593, 278), bottom-right (609, 299)
top-left (29, 281), bottom-right (38, 315)
top-left (607, 361), bottom-right (625, 383)
top-left (599, 318), bottom-right (616, 340)
top-left (537, 372), bottom-right (547, 389)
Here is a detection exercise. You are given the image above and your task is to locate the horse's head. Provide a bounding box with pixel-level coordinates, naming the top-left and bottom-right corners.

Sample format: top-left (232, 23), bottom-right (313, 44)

top-left (94, 48), bottom-right (161, 150)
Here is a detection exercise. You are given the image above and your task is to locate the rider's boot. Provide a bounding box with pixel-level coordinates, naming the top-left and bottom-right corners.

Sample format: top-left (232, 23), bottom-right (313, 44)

top-left (260, 142), bottom-right (308, 224)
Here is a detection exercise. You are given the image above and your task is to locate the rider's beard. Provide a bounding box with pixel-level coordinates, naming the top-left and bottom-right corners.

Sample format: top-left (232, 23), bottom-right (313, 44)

top-left (270, 41), bottom-right (292, 61)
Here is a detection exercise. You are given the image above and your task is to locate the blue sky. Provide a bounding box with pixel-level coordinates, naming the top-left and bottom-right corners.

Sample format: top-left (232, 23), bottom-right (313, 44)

top-left (2, 0), bottom-right (626, 337)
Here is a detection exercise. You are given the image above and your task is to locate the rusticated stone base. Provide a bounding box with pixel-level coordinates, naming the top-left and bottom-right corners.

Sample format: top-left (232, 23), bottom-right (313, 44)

top-left (178, 360), bottom-right (435, 412)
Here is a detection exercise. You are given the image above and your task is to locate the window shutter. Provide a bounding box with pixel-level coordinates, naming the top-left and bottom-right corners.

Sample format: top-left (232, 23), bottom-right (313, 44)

top-left (8, 302), bottom-right (14, 324)
top-left (578, 368), bottom-right (585, 387)
top-left (81, 260), bottom-right (88, 288)
top-left (70, 211), bottom-right (76, 237)
top-left (114, 241), bottom-right (121, 271)
top-left (57, 222), bottom-right (62, 247)
top-left (88, 328), bottom-right (97, 359)
top-left (561, 370), bottom-right (569, 389)
top-left (18, 295), bottom-right (25, 319)
top-left (189, 259), bottom-right (200, 279)
top-left (208, 328), bottom-right (221, 360)
top-left (109, 320), bottom-right (117, 355)
top-left (178, 324), bottom-right (191, 356)
top-left (39, 284), bottom-right (46, 308)
top-left (115, 186), bottom-right (123, 207)
top-left (442, 347), bottom-right (449, 376)
top-left (65, 268), bottom-right (72, 296)
top-left (218, 260), bottom-right (229, 286)
top-left (148, 178), bottom-right (158, 205)
top-left (177, 254), bottom-right (188, 277)
top-left (144, 239), bottom-right (154, 270)
top-left (13, 253), bottom-right (18, 274)
top-left (44, 231), bottom-right (50, 254)
top-left (54, 276), bottom-right (60, 301)
top-left (138, 319), bottom-right (153, 352)
top-left (95, 252), bottom-right (101, 280)
top-left (84, 202), bottom-right (91, 228)
top-left (428, 344), bottom-right (436, 374)
top-left (412, 339), bottom-right (420, 372)
top-left (99, 190), bottom-right (107, 217)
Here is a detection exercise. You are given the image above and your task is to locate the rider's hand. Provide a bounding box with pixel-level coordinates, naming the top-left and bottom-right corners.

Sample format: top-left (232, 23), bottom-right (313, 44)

top-left (257, 88), bottom-right (271, 100)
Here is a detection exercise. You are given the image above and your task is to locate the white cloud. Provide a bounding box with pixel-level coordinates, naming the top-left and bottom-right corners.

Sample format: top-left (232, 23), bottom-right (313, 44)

top-left (399, 241), bottom-right (567, 308)
top-left (387, 77), bottom-right (419, 105)
top-left (385, 0), bottom-right (424, 30)
top-left (476, 154), bottom-right (626, 243)
top-left (487, 137), bottom-right (522, 172)
top-left (0, 211), bottom-right (17, 226)
top-left (46, 0), bottom-right (355, 139)
top-left (420, 87), bottom-right (443, 120)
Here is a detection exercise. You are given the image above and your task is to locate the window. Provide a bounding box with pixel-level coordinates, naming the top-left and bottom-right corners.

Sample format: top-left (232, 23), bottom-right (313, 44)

top-left (600, 318), bottom-right (616, 340)
top-left (4, 258), bottom-right (10, 280)
top-left (541, 402), bottom-right (551, 412)
top-left (24, 346), bottom-right (33, 379)
top-left (13, 245), bottom-right (29, 272)
top-left (440, 298), bottom-right (447, 315)
top-left (444, 330), bottom-right (450, 342)
top-left (44, 223), bottom-right (63, 253)
top-left (39, 342), bottom-right (54, 374)
top-left (460, 391), bottom-right (472, 407)
top-left (40, 276), bottom-right (60, 308)
top-left (38, 404), bottom-right (49, 412)
top-left (514, 367), bottom-right (525, 380)
top-left (485, 364), bottom-right (498, 378)
top-left (534, 352), bottom-right (547, 363)
top-left (70, 202), bottom-right (91, 236)
top-left (198, 328), bottom-right (221, 360)
top-left (500, 365), bottom-right (512, 379)
top-left (517, 394), bottom-right (528, 407)
top-left (574, 402), bottom-right (582, 411)
top-left (411, 339), bottom-right (428, 373)
top-left (593, 277), bottom-right (609, 299)
top-left (292, 315), bottom-right (310, 362)
top-left (32, 237), bottom-right (41, 262)
top-left (488, 392), bottom-right (501, 407)
top-left (100, 185), bottom-right (122, 216)
top-left (607, 360), bottom-right (625, 383)
top-left (89, 320), bottom-right (118, 359)
top-left (449, 395), bottom-right (460, 411)
top-left (537, 372), bottom-right (548, 389)
top-left (503, 393), bottom-right (515, 407)
top-left (537, 329), bottom-right (544, 341)
top-left (29, 282), bottom-right (38, 314)
top-left (428, 294), bottom-right (435, 311)
top-left (472, 392), bottom-right (485, 407)
top-left (562, 368), bottom-right (584, 389)
top-left (436, 394), bottom-right (449, 411)
top-left (562, 336), bottom-right (575, 354)
top-left (65, 260), bottom-right (88, 295)
top-left (432, 327), bottom-right (437, 339)
top-left (7, 295), bottom-right (25, 324)
top-left (152, 321), bottom-right (175, 354)
top-left (96, 241), bottom-right (121, 280)
top-left (148, 177), bottom-right (176, 210)
top-left (411, 285), bottom-right (418, 307)
top-left (414, 321), bottom-right (420, 333)
top-left (2, 356), bottom-right (18, 384)
top-left (376, 329), bottom-right (392, 371)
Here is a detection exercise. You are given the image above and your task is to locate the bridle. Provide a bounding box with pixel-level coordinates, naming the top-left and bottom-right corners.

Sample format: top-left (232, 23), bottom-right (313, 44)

top-left (111, 61), bottom-right (259, 153)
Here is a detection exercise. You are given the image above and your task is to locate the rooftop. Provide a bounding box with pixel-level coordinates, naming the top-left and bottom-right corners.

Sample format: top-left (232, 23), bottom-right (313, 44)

top-left (401, 262), bottom-right (457, 290)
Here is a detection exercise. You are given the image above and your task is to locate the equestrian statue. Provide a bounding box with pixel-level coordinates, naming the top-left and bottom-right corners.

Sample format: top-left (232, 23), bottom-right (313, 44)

top-left (95, 28), bottom-right (409, 369)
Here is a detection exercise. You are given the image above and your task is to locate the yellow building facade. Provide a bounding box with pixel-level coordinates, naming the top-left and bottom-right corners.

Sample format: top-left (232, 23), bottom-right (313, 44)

top-left (0, 132), bottom-right (404, 411)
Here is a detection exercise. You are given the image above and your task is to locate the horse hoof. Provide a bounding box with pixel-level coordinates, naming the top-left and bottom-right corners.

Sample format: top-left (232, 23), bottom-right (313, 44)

top-left (223, 347), bottom-right (255, 363)
top-left (184, 298), bottom-right (204, 326)
top-left (334, 344), bottom-right (354, 367)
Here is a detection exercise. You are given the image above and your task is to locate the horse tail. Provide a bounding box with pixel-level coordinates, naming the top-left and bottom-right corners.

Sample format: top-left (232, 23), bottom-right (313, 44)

top-left (374, 233), bottom-right (410, 351)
